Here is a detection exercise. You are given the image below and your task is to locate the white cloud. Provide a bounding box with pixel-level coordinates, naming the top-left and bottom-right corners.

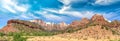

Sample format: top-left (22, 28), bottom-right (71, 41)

top-left (94, 0), bottom-right (120, 5)
top-left (35, 11), bottom-right (65, 21)
top-left (3, 5), bottom-right (16, 13)
top-left (63, 11), bottom-right (96, 18)
top-left (15, 5), bottom-right (29, 12)
top-left (43, 8), bottom-right (96, 18)
top-left (13, 13), bottom-right (40, 19)
top-left (44, 0), bottom-right (96, 18)
top-left (59, 0), bottom-right (73, 5)
top-left (59, 6), bottom-right (70, 14)
top-left (21, 14), bottom-right (29, 19)
top-left (59, 0), bottom-right (80, 5)
top-left (43, 6), bottom-right (70, 14)
top-left (28, 13), bottom-right (39, 19)
top-left (0, 0), bottom-right (29, 13)
top-left (45, 14), bottom-right (63, 20)
top-left (14, 14), bottom-right (30, 19)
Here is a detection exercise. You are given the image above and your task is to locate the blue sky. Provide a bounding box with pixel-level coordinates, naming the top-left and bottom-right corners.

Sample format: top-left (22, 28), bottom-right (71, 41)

top-left (0, 0), bottom-right (120, 28)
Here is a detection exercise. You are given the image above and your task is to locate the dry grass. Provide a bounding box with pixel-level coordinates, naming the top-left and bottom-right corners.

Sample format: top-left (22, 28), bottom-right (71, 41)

top-left (27, 36), bottom-right (120, 41)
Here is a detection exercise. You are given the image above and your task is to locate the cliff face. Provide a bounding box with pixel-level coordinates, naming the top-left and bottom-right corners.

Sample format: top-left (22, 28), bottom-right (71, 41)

top-left (1, 14), bottom-right (120, 33)
top-left (1, 23), bottom-right (19, 33)
top-left (0, 19), bottom-right (44, 33)
top-left (91, 14), bottom-right (109, 25)
top-left (109, 20), bottom-right (120, 28)
top-left (70, 18), bottom-right (90, 28)
top-left (29, 19), bottom-right (69, 31)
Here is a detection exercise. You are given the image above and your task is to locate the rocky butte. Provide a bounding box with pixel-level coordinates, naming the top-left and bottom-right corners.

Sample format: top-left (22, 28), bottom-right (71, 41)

top-left (0, 14), bottom-right (120, 34)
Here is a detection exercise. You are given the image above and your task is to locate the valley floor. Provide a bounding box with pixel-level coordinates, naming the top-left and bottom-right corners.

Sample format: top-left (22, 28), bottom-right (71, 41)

top-left (27, 36), bottom-right (120, 41)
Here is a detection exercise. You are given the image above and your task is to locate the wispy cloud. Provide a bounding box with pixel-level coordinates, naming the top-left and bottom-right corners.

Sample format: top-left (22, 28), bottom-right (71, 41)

top-left (28, 13), bottom-right (40, 19)
top-left (59, 0), bottom-right (120, 6)
top-left (35, 11), bottom-right (66, 21)
top-left (0, 0), bottom-right (29, 13)
top-left (13, 13), bottom-right (40, 20)
top-left (59, 0), bottom-right (74, 5)
top-left (14, 14), bottom-right (30, 19)
top-left (43, 8), bottom-right (95, 18)
top-left (3, 5), bottom-right (16, 13)
top-left (59, 6), bottom-right (71, 14)
top-left (94, 0), bottom-right (120, 5)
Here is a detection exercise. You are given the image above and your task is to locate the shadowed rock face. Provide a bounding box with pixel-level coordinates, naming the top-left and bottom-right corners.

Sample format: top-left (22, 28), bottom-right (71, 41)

top-left (7, 20), bottom-right (42, 29)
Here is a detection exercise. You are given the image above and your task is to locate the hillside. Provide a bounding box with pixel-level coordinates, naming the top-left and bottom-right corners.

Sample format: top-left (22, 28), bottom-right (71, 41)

top-left (28, 25), bottom-right (120, 41)
top-left (2, 19), bottom-right (44, 32)
top-left (0, 14), bottom-right (120, 41)
top-left (57, 25), bottom-right (120, 40)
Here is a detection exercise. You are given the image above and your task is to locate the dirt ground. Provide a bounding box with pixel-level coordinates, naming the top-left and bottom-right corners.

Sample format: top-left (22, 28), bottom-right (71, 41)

top-left (27, 36), bottom-right (120, 41)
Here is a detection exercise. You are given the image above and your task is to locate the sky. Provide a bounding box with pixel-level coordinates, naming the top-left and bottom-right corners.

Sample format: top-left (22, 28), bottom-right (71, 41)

top-left (0, 0), bottom-right (120, 28)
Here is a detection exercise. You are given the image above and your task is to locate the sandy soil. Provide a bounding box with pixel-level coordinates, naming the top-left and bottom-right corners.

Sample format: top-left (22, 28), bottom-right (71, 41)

top-left (27, 36), bottom-right (120, 41)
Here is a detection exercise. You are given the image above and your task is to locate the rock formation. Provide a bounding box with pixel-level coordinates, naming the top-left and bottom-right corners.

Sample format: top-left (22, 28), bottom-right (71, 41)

top-left (1, 14), bottom-right (120, 34)
top-left (29, 19), bottom-right (69, 31)
top-left (91, 14), bottom-right (108, 25)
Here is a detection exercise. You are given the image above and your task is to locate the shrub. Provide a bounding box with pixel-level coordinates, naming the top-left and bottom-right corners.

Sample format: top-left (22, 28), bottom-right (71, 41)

top-left (101, 25), bottom-right (109, 30)
top-left (13, 33), bottom-right (27, 41)
top-left (8, 32), bottom-right (14, 36)
top-left (0, 32), bottom-right (4, 37)
top-left (112, 30), bottom-right (116, 35)
top-left (66, 28), bottom-right (74, 33)
top-left (83, 38), bottom-right (87, 40)
top-left (101, 26), bottom-right (104, 29)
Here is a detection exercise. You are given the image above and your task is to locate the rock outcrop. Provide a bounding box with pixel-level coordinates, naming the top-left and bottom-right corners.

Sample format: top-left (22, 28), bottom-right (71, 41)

top-left (1, 24), bottom-right (19, 33)
top-left (71, 18), bottom-right (90, 27)
top-left (1, 14), bottom-right (120, 34)
top-left (58, 25), bottom-right (119, 39)
top-left (0, 19), bottom-right (45, 33)
top-left (109, 20), bottom-right (120, 28)
top-left (91, 14), bottom-right (108, 25)
top-left (29, 19), bottom-right (69, 31)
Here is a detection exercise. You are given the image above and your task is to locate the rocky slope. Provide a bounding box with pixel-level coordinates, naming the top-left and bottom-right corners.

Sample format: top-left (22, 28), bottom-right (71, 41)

top-left (0, 19), bottom-right (44, 33)
top-left (0, 14), bottom-right (120, 35)
top-left (57, 25), bottom-right (120, 39)
top-left (90, 14), bottom-right (109, 26)
top-left (29, 19), bottom-right (69, 31)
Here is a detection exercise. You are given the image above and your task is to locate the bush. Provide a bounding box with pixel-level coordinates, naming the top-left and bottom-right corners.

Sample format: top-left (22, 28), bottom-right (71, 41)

top-left (0, 32), bottom-right (4, 37)
top-left (7, 32), bottom-right (14, 36)
top-left (13, 33), bottom-right (27, 41)
top-left (66, 28), bottom-right (74, 33)
top-left (83, 38), bottom-right (87, 40)
top-left (31, 31), bottom-right (55, 36)
top-left (112, 30), bottom-right (116, 35)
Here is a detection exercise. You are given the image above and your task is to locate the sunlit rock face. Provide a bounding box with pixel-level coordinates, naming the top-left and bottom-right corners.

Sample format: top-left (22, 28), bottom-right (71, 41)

top-left (91, 14), bottom-right (108, 25)
top-left (29, 19), bottom-right (69, 31)
top-left (1, 14), bottom-right (120, 33)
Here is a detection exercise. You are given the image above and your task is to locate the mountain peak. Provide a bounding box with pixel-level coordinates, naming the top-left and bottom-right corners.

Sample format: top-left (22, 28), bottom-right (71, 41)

top-left (91, 14), bottom-right (105, 21)
top-left (91, 14), bottom-right (109, 25)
